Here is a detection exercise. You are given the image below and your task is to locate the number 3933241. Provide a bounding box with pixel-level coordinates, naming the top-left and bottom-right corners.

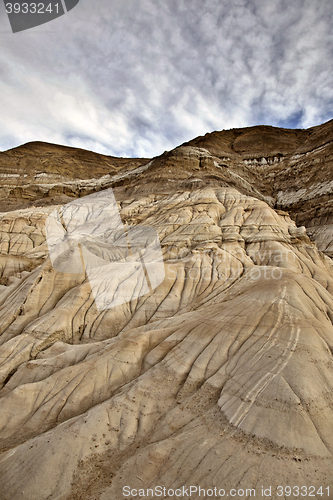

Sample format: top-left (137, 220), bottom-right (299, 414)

top-left (3, 0), bottom-right (80, 33)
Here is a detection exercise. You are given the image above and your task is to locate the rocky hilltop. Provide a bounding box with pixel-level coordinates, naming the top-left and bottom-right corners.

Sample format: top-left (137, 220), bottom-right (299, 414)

top-left (0, 121), bottom-right (333, 499)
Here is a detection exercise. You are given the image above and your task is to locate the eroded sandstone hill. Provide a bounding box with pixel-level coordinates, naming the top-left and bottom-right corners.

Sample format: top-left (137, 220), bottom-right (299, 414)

top-left (0, 121), bottom-right (333, 499)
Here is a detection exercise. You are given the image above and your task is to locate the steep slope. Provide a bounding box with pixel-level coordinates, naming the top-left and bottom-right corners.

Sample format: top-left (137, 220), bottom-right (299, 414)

top-left (3, 120), bottom-right (332, 255)
top-left (1, 122), bottom-right (333, 499)
top-left (185, 120), bottom-right (333, 256)
top-left (0, 141), bottom-right (148, 212)
top-left (0, 186), bottom-right (333, 499)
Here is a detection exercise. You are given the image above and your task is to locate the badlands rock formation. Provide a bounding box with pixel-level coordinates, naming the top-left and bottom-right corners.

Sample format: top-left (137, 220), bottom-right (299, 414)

top-left (0, 121), bottom-right (333, 499)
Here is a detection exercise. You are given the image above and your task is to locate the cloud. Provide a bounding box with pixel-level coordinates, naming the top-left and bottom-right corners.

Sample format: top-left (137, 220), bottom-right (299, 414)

top-left (0, 0), bottom-right (332, 157)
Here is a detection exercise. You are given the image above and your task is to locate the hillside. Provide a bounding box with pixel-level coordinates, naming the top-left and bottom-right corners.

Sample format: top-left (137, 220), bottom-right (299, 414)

top-left (0, 122), bottom-right (333, 499)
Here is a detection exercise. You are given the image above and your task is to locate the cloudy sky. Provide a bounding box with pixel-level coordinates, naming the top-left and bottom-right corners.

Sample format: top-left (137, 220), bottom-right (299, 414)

top-left (0, 0), bottom-right (332, 157)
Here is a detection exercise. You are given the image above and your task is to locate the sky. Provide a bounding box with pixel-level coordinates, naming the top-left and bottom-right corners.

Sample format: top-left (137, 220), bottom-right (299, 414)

top-left (0, 0), bottom-right (332, 158)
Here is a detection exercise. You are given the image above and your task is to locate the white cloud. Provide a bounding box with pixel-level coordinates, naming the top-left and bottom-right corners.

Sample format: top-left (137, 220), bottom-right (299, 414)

top-left (0, 0), bottom-right (332, 156)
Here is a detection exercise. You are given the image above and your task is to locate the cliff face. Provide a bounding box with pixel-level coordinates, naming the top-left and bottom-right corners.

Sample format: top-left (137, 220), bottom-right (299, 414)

top-left (0, 141), bottom-right (148, 212)
top-left (185, 120), bottom-right (333, 257)
top-left (2, 119), bottom-right (332, 254)
top-left (0, 122), bottom-right (333, 499)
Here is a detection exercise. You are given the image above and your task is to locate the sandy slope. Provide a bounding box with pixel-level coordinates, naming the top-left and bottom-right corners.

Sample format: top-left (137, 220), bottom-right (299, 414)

top-left (1, 123), bottom-right (333, 499)
top-left (0, 186), bottom-right (333, 499)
